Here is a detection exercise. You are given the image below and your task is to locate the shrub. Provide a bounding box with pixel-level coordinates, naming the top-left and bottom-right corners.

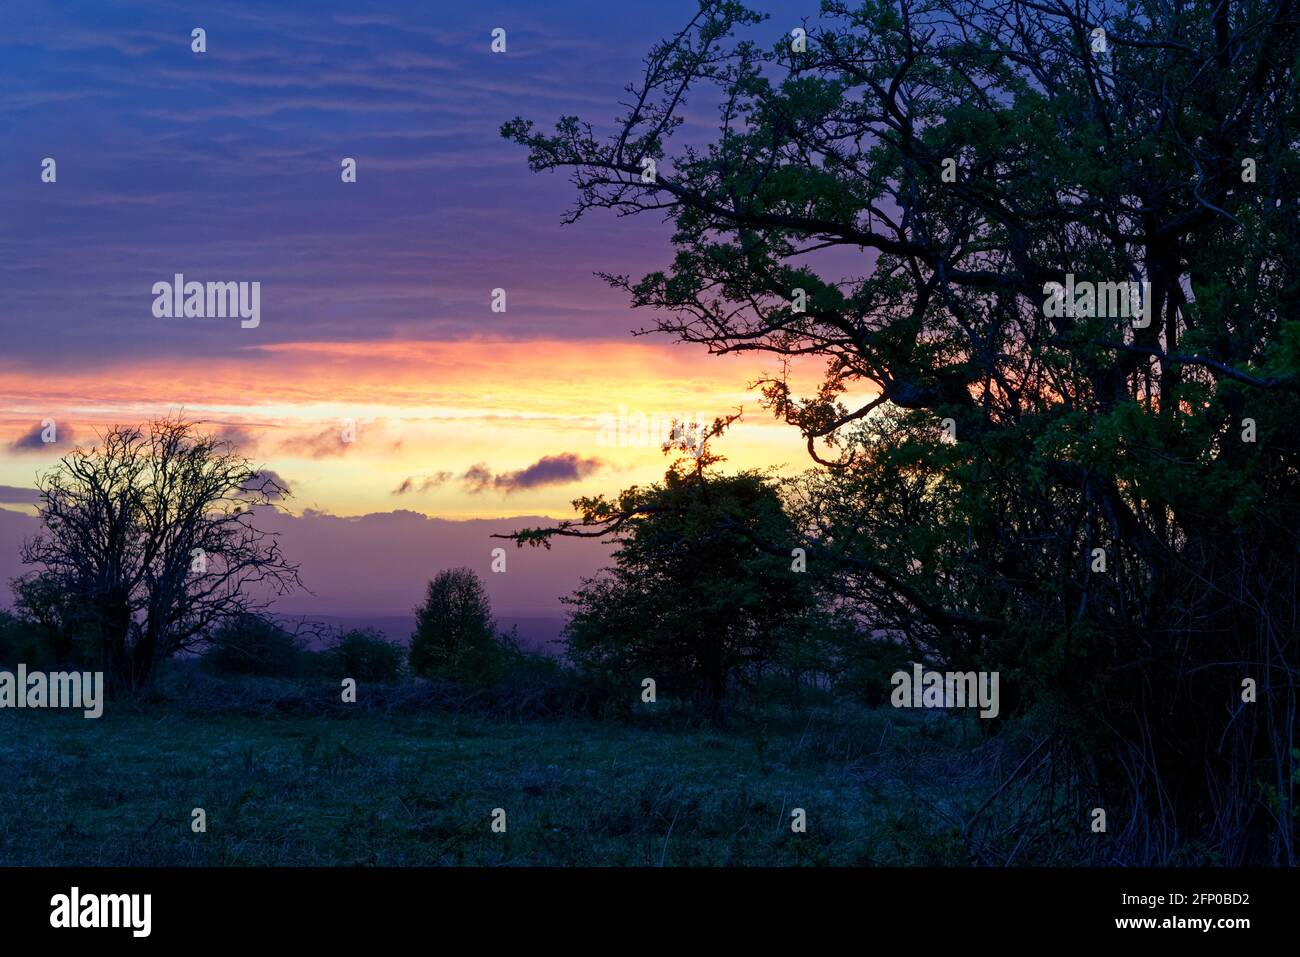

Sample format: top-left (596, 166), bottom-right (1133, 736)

top-left (0, 610), bottom-right (45, 666)
top-left (9, 573), bottom-right (95, 667)
top-left (323, 627), bottom-right (404, 683)
top-left (202, 614), bottom-right (302, 677)
top-left (558, 468), bottom-right (831, 719)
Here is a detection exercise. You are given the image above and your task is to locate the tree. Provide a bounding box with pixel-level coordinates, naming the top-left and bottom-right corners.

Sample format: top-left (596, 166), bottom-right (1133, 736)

top-left (8, 570), bottom-right (93, 666)
top-left (202, 613), bottom-right (303, 678)
top-left (509, 430), bottom-right (840, 718)
top-left (409, 568), bottom-right (511, 684)
top-left (19, 417), bottom-right (302, 692)
top-left (0, 610), bottom-right (40, 667)
top-left (506, 1), bottom-right (1300, 862)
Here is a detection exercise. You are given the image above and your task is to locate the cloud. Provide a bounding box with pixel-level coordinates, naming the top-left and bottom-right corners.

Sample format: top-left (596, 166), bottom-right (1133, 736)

top-left (277, 426), bottom-right (355, 459)
top-left (461, 463), bottom-right (496, 493)
top-left (0, 486), bottom-right (41, 505)
top-left (278, 424), bottom-right (402, 459)
top-left (7, 422), bottom-right (74, 453)
top-left (212, 424), bottom-right (257, 453)
top-left (462, 453), bottom-right (606, 495)
top-left (391, 471), bottom-right (454, 496)
top-left (238, 470), bottom-right (293, 502)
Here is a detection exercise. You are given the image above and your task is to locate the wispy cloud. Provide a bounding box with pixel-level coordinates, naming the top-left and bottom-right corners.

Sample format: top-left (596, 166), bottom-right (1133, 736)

top-left (277, 426), bottom-right (355, 459)
top-left (392, 471), bottom-right (454, 495)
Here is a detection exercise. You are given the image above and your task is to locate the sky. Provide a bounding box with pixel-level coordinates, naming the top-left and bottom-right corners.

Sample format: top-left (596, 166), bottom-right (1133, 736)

top-left (0, 0), bottom-right (835, 615)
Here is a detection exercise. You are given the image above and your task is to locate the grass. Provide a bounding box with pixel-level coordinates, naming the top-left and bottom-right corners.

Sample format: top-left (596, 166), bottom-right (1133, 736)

top-left (0, 673), bottom-right (1031, 866)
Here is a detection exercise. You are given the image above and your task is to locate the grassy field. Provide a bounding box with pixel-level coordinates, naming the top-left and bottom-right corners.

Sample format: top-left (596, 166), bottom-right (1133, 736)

top-left (0, 674), bottom-right (1035, 866)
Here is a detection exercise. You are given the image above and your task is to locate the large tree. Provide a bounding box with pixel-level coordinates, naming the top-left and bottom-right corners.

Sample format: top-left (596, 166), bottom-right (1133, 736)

top-left (506, 0), bottom-right (1300, 862)
top-left (18, 417), bottom-right (301, 692)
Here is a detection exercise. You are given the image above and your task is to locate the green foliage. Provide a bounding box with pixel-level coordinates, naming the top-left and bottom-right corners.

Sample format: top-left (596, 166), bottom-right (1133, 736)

top-left (8, 572), bottom-right (94, 667)
top-left (322, 628), bottom-right (404, 683)
top-left (506, 0), bottom-right (1300, 860)
top-left (202, 614), bottom-right (303, 678)
top-left (409, 568), bottom-right (515, 686)
top-left (0, 610), bottom-right (44, 667)
top-left (561, 454), bottom-right (842, 717)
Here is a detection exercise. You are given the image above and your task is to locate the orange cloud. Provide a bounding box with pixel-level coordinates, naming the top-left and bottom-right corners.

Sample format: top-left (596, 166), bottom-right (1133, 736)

top-left (0, 338), bottom-right (836, 518)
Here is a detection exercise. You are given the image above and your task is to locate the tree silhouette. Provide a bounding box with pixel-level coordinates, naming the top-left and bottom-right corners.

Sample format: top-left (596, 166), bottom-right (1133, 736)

top-left (18, 417), bottom-right (301, 693)
top-left (560, 452), bottom-right (832, 719)
top-left (507, 0), bottom-right (1300, 862)
top-left (409, 567), bottom-right (508, 685)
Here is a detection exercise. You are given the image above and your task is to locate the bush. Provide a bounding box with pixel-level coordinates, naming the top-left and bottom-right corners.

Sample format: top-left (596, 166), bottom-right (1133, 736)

top-left (409, 568), bottom-right (515, 686)
top-left (202, 614), bottom-right (302, 677)
top-left (0, 610), bottom-right (45, 666)
top-left (322, 627), bottom-right (404, 683)
top-left (9, 573), bottom-right (95, 667)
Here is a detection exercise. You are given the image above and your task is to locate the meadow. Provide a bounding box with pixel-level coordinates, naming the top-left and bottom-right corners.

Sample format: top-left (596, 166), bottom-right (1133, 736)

top-left (0, 667), bottom-right (1035, 867)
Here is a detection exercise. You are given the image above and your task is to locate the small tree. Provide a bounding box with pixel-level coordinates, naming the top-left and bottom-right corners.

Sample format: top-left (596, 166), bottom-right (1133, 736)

top-left (0, 610), bottom-right (41, 667)
top-left (409, 568), bottom-right (510, 685)
top-left (19, 417), bottom-right (302, 692)
top-left (508, 429), bottom-right (833, 718)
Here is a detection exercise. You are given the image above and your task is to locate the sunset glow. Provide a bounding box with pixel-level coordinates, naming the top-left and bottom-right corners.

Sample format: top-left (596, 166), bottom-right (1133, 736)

top-left (0, 339), bottom-right (831, 518)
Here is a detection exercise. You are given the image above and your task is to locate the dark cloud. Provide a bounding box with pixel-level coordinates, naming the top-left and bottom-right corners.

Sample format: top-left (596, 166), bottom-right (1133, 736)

top-left (8, 422), bottom-right (74, 453)
top-left (0, 486), bottom-right (42, 506)
top-left (391, 471), bottom-right (453, 496)
top-left (462, 453), bottom-right (605, 495)
top-left (238, 470), bottom-right (292, 501)
top-left (212, 424), bottom-right (257, 453)
top-left (0, 1), bottom-right (689, 371)
top-left (461, 463), bottom-right (496, 493)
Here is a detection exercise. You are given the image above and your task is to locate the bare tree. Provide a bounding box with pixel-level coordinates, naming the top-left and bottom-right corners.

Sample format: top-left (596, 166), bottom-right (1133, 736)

top-left (19, 417), bottom-right (302, 693)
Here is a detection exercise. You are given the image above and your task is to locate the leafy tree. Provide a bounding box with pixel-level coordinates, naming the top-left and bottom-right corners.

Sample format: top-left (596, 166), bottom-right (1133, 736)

top-left (507, 0), bottom-right (1300, 862)
top-left (409, 568), bottom-right (513, 685)
top-left (19, 417), bottom-right (302, 692)
top-left (512, 433), bottom-right (841, 718)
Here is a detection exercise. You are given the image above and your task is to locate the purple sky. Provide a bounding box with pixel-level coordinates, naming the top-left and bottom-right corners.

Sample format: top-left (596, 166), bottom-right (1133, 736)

top-left (0, 1), bottom-right (826, 619)
top-left (0, 0), bottom-right (729, 368)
